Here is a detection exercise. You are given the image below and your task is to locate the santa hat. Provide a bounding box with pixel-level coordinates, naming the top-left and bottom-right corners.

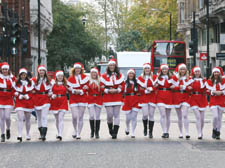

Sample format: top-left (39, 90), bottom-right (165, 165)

top-left (190, 66), bottom-right (201, 76)
top-left (212, 67), bottom-right (224, 76)
top-left (74, 62), bottom-right (84, 69)
top-left (127, 68), bottom-right (136, 76)
top-left (19, 68), bottom-right (27, 74)
top-left (1, 62), bottom-right (9, 70)
top-left (55, 70), bottom-right (64, 77)
top-left (108, 59), bottom-right (117, 65)
top-left (37, 65), bottom-right (47, 72)
top-left (143, 63), bottom-right (152, 69)
top-left (157, 64), bottom-right (169, 75)
top-left (175, 63), bottom-right (187, 73)
top-left (90, 67), bottom-right (100, 76)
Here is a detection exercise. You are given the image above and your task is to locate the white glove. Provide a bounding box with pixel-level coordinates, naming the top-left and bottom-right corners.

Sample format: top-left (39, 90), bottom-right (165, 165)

top-left (24, 94), bottom-right (29, 100)
top-left (52, 94), bottom-right (57, 99)
top-left (14, 92), bottom-right (19, 96)
top-left (79, 90), bottom-right (84, 95)
top-left (117, 88), bottom-right (121, 93)
top-left (72, 89), bottom-right (76, 94)
top-left (104, 88), bottom-right (109, 94)
top-left (145, 89), bottom-right (151, 94)
top-left (147, 87), bottom-right (153, 92)
top-left (19, 95), bottom-right (23, 100)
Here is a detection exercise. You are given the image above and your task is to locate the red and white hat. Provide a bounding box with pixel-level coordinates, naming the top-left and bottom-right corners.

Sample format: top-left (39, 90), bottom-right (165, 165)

top-left (1, 62), bottom-right (9, 70)
top-left (190, 66), bottom-right (201, 76)
top-left (157, 64), bottom-right (169, 75)
top-left (74, 62), bottom-right (84, 69)
top-left (55, 70), bottom-right (64, 77)
top-left (175, 63), bottom-right (187, 73)
top-left (19, 68), bottom-right (27, 74)
top-left (212, 67), bottom-right (224, 76)
top-left (143, 63), bottom-right (152, 69)
top-left (127, 68), bottom-right (136, 76)
top-left (37, 65), bottom-right (47, 72)
top-left (90, 67), bottom-right (100, 76)
top-left (108, 59), bottom-right (117, 65)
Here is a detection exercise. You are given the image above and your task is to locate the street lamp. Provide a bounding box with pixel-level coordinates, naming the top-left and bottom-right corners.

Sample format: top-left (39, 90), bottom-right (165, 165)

top-left (151, 8), bottom-right (172, 40)
top-left (38, 0), bottom-right (41, 65)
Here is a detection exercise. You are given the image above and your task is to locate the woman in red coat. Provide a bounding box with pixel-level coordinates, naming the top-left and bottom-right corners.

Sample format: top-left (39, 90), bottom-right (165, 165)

top-left (100, 59), bottom-right (125, 139)
top-left (122, 69), bottom-right (140, 138)
top-left (67, 62), bottom-right (89, 139)
top-left (188, 66), bottom-right (208, 139)
top-left (32, 65), bottom-right (51, 141)
top-left (50, 71), bottom-right (68, 141)
top-left (156, 64), bottom-right (173, 138)
top-left (205, 67), bottom-right (225, 140)
top-left (85, 68), bottom-right (102, 139)
top-left (171, 63), bottom-right (191, 139)
top-left (14, 68), bottom-right (34, 142)
top-left (137, 63), bottom-right (157, 138)
top-left (0, 62), bottom-right (15, 142)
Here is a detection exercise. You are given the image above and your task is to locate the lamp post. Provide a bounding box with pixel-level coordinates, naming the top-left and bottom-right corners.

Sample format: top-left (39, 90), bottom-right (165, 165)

top-left (206, 0), bottom-right (210, 78)
top-left (151, 8), bottom-right (172, 40)
top-left (38, 0), bottom-right (41, 65)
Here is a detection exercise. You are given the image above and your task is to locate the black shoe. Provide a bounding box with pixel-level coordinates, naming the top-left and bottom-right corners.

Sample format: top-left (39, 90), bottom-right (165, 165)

top-left (142, 119), bottom-right (148, 136)
top-left (162, 133), bottom-right (167, 139)
top-left (41, 127), bottom-right (47, 141)
top-left (131, 136), bottom-right (135, 138)
top-left (107, 123), bottom-right (113, 136)
top-left (17, 137), bottom-right (22, 142)
top-left (186, 135), bottom-right (190, 140)
top-left (125, 131), bottom-right (129, 135)
top-left (179, 136), bottom-right (183, 139)
top-left (149, 121), bottom-right (154, 139)
top-left (57, 136), bottom-right (62, 141)
top-left (76, 136), bottom-right (81, 140)
top-left (198, 136), bottom-right (202, 140)
top-left (112, 125), bottom-right (120, 139)
top-left (216, 131), bottom-right (220, 140)
top-left (1, 134), bottom-right (5, 142)
top-left (89, 120), bottom-right (95, 138)
top-left (165, 133), bottom-right (169, 138)
top-left (6, 129), bottom-right (10, 140)
top-left (38, 127), bottom-right (42, 140)
top-left (95, 120), bottom-right (101, 139)
top-left (212, 129), bottom-right (217, 139)
top-left (72, 135), bottom-right (77, 139)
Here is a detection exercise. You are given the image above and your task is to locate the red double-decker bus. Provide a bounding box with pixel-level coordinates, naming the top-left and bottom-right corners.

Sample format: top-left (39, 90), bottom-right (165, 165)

top-left (150, 40), bottom-right (186, 73)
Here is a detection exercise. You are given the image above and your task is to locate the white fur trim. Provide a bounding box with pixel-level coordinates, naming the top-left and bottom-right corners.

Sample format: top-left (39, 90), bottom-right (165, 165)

top-left (210, 105), bottom-right (225, 111)
top-left (38, 66), bottom-right (46, 72)
top-left (191, 106), bottom-right (207, 111)
top-left (108, 60), bottom-right (116, 65)
top-left (103, 101), bottom-right (123, 106)
top-left (15, 107), bottom-right (33, 112)
top-left (1, 65), bottom-right (9, 69)
top-left (70, 103), bottom-right (87, 107)
top-left (90, 68), bottom-right (98, 73)
top-left (178, 64), bottom-right (186, 70)
top-left (212, 68), bottom-right (220, 73)
top-left (193, 67), bottom-right (201, 72)
top-left (88, 104), bottom-right (102, 108)
top-left (157, 103), bottom-right (174, 109)
top-left (50, 110), bottom-right (67, 114)
top-left (127, 69), bottom-right (135, 75)
top-left (74, 64), bottom-right (82, 69)
top-left (143, 64), bottom-right (151, 69)
top-left (0, 105), bottom-right (13, 109)
top-left (19, 69), bottom-right (27, 74)
top-left (56, 71), bottom-right (64, 77)
top-left (161, 65), bottom-right (169, 69)
top-left (34, 104), bottom-right (50, 110)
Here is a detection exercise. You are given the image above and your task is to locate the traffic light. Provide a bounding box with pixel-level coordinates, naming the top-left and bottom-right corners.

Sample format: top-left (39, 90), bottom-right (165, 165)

top-left (189, 41), bottom-right (194, 56)
top-left (21, 27), bottom-right (29, 55)
top-left (0, 35), bottom-right (3, 57)
top-left (10, 19), bottom-right (20, 56)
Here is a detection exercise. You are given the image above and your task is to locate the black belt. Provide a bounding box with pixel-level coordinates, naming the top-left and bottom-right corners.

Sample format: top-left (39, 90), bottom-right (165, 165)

top-left (125, 93), bottom-right (136, 96)
top-left (0, 88), bottom-right (11, 92)
top-left (174, 90), bottom-right (187, 93)
top-left (192, 92), bottom-right (203, 95)
top-left (37, 91), bottom-right (48, 95)
top-left (20, 92), bottom-right (29, 95)
top-left (92, 94), bottom-right (99, 97)
top-left (56, 94), bottom-right (66, 98)
top-left (158, 88), bottom-right (171, 91)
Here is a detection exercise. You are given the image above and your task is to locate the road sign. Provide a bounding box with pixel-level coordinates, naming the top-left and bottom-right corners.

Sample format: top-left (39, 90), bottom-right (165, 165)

top-left (216, 53), bottom-right (225, 60)
top-left (200, 52), bottom-right (207, 61)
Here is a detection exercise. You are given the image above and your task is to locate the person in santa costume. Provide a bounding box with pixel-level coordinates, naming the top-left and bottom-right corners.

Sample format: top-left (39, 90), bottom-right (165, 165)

top-left (137, 63), bottom-right (157, 138)
top-left (32, 65), bottom-right (51, 141)
top-left (0, 62), bottom-right (15, 142)
top-left (122, 68), bottom-right (140, 138)
top-left (156, 64), bottom-right (173, 139)
top-left (188, 66), bottom-right (208, 139)
top-left (171, 63), bottom-right (191, 139)
top-left (14, 68), bottom-right (34, 142)
top-left (100, 59), bottom-right (125, 139)
top-left (49, 70), bottom-right (68, 141)
top-left (85, 67), bottom-right (102, 139)
top-left (205, 67), bottom-right (225, 140)
top-left (67, 62), bottom-right (89, 139)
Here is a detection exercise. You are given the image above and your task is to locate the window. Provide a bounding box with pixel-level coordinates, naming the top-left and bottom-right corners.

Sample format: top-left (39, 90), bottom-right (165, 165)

top-left (199, 0), bottom-right (204, 9)
top-left (202, 29), bottom-right (207, 46)
top-left (180, 2), bottom-right (185, 24)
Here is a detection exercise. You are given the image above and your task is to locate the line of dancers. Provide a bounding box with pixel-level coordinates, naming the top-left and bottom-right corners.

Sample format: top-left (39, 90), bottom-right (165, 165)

top-left (0, 59), bottom-right (224, 142)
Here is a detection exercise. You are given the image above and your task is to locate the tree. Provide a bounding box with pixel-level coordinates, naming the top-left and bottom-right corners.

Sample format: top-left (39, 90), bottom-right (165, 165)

top-left (46, 0), bottom-right (102, 71)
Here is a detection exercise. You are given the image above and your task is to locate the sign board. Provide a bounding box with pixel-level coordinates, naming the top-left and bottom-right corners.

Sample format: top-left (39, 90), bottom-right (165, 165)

top-left (216, 53), bottom-right (225, 60)
top-left (200, 52), bottom-right (207, 61)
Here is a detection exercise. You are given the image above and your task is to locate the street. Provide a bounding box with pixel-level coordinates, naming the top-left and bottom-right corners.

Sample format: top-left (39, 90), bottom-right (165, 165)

top-left (1, 108), bottom-right (225, 168)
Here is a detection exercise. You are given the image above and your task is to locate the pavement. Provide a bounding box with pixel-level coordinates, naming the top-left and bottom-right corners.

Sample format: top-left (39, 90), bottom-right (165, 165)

top-left (1, 107), bottom-right (225, 168)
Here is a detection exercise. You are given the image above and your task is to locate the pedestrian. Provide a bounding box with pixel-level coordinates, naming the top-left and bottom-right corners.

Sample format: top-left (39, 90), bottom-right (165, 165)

top-left (122, 68), bottom-right (140, 138)
top-left (171, 63), bottom-right (191, 139)
top-left (67, 62), bottom-right (89, 140)
top-left (85, 67), bottom-right (102, 139)
top-left (14, 68), bottom-right (34, 142)
top-left (137, 63), bottom-right (157, 138)
top-left (49, 70), bottom-right (68, 141)
top-left (100, 59), bottom-right (124, 139)
top-left (0, 62), bottom-right (14, 142)
top-left (205, 67), bottom-right (225, 140)
top-left (156, 64), bottom-right (173, 139)
top-left (187, 66), bottom-right (208, 140)
top-left (32, 65), bottom-right (51, 141)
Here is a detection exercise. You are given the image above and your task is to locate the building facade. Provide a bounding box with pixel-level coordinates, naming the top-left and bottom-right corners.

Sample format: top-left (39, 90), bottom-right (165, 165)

top-left (30, 0), bottom-right (53, 75)
top-left (177, 0), bottom-right (225, 74)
